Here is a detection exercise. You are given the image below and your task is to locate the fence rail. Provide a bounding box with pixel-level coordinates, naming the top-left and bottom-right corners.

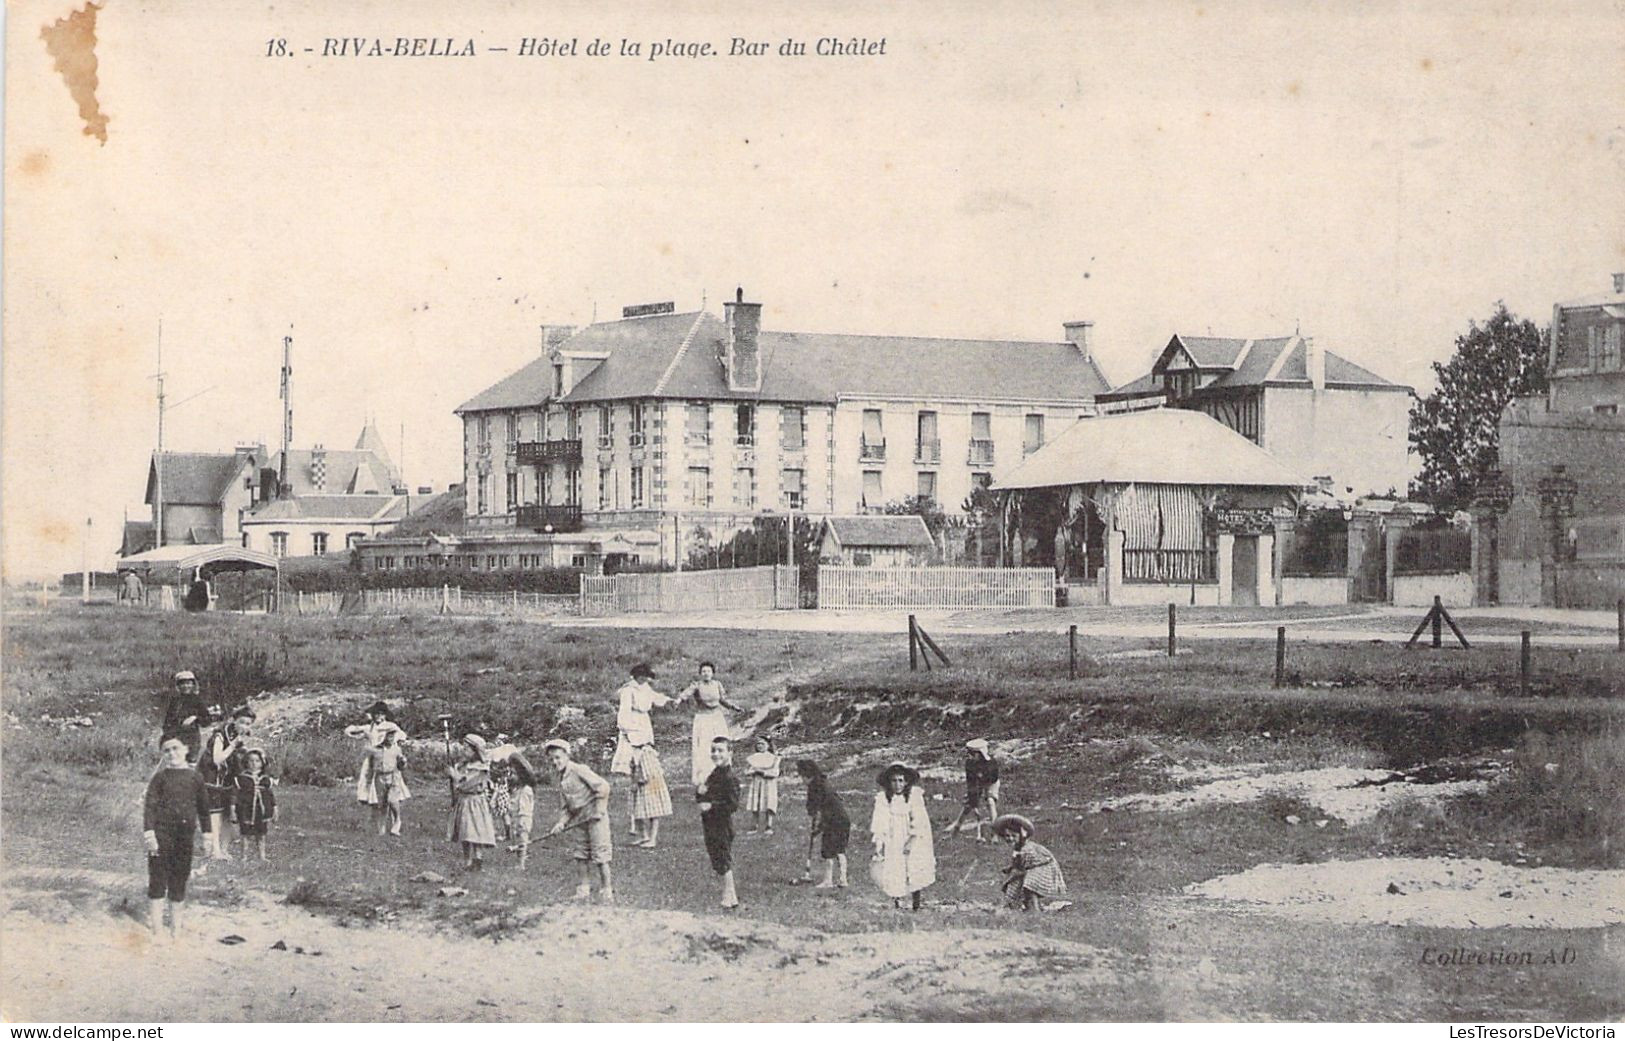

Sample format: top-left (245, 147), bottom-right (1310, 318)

top-left (819, 566), bottom-right (1055, 609)
top-left (1122, 549), bottom-right (1216, 584)
top-left (581, 565), bottom-right (797, 616)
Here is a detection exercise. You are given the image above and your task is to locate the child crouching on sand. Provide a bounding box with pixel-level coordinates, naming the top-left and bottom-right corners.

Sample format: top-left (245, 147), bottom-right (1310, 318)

top-left (993, 814), bottom-right (1066, 911)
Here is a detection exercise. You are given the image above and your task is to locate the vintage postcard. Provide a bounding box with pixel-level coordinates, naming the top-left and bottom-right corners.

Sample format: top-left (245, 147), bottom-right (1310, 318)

top-left (3, 0), bottom-right (1622, 1025)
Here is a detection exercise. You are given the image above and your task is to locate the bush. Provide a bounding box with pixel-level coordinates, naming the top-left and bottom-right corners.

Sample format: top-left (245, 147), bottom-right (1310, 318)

top-left (185, 643), bottom-right (283, 706)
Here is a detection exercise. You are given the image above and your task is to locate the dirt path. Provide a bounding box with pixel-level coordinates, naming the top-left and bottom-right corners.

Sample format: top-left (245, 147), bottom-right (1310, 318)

top-left (1, 867), bottom-right (1138, 1022)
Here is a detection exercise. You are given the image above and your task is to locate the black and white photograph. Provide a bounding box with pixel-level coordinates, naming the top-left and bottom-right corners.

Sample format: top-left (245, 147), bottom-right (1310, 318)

top-left (2, 0), bottom-right (1622, 1025)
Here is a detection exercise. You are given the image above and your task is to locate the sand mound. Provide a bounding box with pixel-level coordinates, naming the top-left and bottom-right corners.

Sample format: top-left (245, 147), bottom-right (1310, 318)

top-left (1091, 766), bottom-right (1493, 824)
top-left (1184, 857), bottom-right (1625, 929)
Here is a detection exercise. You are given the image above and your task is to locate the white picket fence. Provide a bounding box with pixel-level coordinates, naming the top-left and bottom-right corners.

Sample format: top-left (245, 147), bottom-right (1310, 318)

top-left (581, 565), bottom-right (797, 616)
top-left (818, 565), bottom-right (1056, 610)
top-left (274, 586), bottom-right (580, 618)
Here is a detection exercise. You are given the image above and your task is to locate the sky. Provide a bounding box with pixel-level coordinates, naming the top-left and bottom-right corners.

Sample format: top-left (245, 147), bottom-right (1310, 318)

top-left (4, 0), bottom-right (1622, 581)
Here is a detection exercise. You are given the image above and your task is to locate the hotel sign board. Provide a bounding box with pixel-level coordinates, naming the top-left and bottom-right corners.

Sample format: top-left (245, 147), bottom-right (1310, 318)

top-left (622, 302), bottom-right (676, 318)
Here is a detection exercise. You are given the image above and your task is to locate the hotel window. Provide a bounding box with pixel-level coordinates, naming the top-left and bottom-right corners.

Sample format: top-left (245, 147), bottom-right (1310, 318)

top-left (1023, 414), bottom-right (1045, 455)
top-left (597, 405), bottom-right (613, 449)
top-left (916, 471), bottom-right (937, 503)
top-left (599, 466), bottom-right (613, 509)
top-left (861, 470), bottom-right (883, 508)
top-left (478, 414), bottom-right (490, 444)
top-left (566, 466), bottom-right (581, 505)
top-left (542, 469), bottom-right (553, 503)
top-left (565, 408), bottom-right (580, 440)
top-left (736, 404), bottom-right (755, 446)
top-left (630, 466), bottom-right (646, 508)
top-left (345, 533), bottom-right (364, 550)
top-left (688, 466), bottom-right (712, 508)
top-left (503, 414), bottom-right (514, 444)
top-left (781, 406), bottom-right (805, 451)
top-left (970, 411), bottom-right (994, 464)
top-left (686, 403), bottom-right (711, 444)
top-left (916, 411), bottom-right (939, 463)
top-left (270, 532), bottom-right (288, 557)
top-left (735, 467), bottom-right (755, 508)
top-left (630, 401), bottom-right (646, 433)
top-left (506, 472), bottom-right (519, 511)
top-left (781, 468), bottom-right (804, 510)
top-left (1599, 325), bottom-right (1623, 372)
top-left (553, 364), bottom-right (564, 397)
top-left (861, 409), bottom-right (884, 457)
top-left (312, 532), bottom-right (328, 557)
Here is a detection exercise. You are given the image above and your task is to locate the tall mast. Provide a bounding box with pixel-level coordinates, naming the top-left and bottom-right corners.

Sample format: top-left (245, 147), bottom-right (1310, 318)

top-left (279, 330), bottom-right (293, 496)
top-left (153, 320), bottom-right (166, 547)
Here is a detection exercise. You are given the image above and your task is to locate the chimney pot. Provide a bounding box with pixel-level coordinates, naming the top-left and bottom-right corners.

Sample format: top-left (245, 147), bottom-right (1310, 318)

top-left (1613, 272), bottom-right (1624, 294)
top-left (736, 287), bottom-right (744, 303)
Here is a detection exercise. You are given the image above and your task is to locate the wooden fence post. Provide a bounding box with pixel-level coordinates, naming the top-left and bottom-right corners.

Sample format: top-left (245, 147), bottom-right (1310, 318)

top-left (908, 614), bottom-right (919, 672)
top-left (1520, 630), bottom-right (1531, 697)
top-left (1431, 595), bottom-right (1443, 649)
top-left (1617, 597), bottom-right (1623, 653)
top-left (1167, 603), bottom-right (1177, 657)
top-left (1069, 624), bottom-right (1078, 679)
top-left (1275, 626), bottom-right (1286, 688)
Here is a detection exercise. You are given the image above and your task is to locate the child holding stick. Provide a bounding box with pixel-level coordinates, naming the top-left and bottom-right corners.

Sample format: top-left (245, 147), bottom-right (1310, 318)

top-left (795, 759), bottom-right (850, 888)
top-left (545, 738), bottom-right (614, 903)
top-left (993, 814), bottom-right (1066, 911)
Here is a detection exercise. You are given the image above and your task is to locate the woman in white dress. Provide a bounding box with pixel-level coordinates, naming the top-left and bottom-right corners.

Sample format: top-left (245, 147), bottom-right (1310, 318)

top-left (612, 663), bottom-right (677, 843)
top-left (869, 762), bottom-right (936, 911)
top-left (677, 662), bottom-right (743, 786)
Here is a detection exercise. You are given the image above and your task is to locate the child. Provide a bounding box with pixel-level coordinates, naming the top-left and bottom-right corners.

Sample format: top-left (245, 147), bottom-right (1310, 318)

top-left (744, 736), bottom-right (781, 835)
top-left (142, 736), bottom-right (212, 940)
top-left (231, 748), bottom-right (277, 861)
top-left (492, 743), bottom-right (541, 868)
top-left (199, 705), bottom-right (253, 860)
top-left (446, 735), bottom-right (497, 870)
top-left (870, 762), bottom-right (936, 911)
top-left (346, 701), bottom-right (410, 808)
top-left (697, 735), bottom-right (740, 909)
top-left (366, 726), bottom-right (410, 837)
top-left (993, 814), bottom-right (1066, 912)
top-left (946, 738), bottom-right (1001, 841)
top-left (544, 738), bottom-right (614, 903)
top-left (795, 759), bottom-right (850, 889)
top-left (613, 664), bottom-right (677, 840)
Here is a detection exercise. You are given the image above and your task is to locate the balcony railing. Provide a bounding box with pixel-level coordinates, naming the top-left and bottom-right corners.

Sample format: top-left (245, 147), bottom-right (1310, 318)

top-left (915, 438), bottom-right (941, 464)
top-left (516, 503), bottom-right (584, 533)
top-left (629, 431), bottom-right (647, 449)
top-left (516, 440), bottom-right (582, 466)
top-left (860, 437), bottom-right (887, 462)
top-left (1123, 548), bottom-right (1216, 584)
top-left (735, 433), bottom-right (755, 447)
top-left (596, 434), bottom-right (614, 450)
top-left (968, 438), bottom-right (995, 466)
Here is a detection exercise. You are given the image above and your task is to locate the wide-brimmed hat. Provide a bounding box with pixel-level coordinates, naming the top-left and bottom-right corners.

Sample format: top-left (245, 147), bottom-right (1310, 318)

top-left (876, 762), bottom-right (921, 789)
top-left (965, 738), bottom-right (990, 754)
top-left (173, 670), bottom-right (196, 683)
top-left (542, 738), bottom-right (572, 755)
top-left (463, 733), bottom-right (489, 756)
top-left (991, 813), bottom-right (1035, 838)
top-left (365, 700), bottom-right (391, 718)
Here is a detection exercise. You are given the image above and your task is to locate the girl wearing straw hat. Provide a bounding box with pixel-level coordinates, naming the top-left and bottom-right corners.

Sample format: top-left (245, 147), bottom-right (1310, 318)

top-left (869, 762), bottom-right (936, 911)
top-left (992, 814), bottom-right (1066, 911)
top-left (447, 734), bottom-right (497, 870)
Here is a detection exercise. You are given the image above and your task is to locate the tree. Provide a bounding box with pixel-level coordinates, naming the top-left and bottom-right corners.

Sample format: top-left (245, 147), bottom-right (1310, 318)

top-left (879, 495), bottom-right (948, 542)
top-left (1408, 303), bottom-right (1547, 512)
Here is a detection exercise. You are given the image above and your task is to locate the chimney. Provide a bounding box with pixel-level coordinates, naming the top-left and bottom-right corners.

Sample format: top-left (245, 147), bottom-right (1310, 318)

top-left (1613, 273), bottom-right (1624, 294)
top-left (1062, 320), bottom-right (1094, 359)
top-left (540, 324), bottom-right (576, 355)
top-left (310, 444), bottom-right (327, 492)
top-left (1304, 336), bottom-right (1325, 390)
top-left (723, 287), bottom-right (763, 392)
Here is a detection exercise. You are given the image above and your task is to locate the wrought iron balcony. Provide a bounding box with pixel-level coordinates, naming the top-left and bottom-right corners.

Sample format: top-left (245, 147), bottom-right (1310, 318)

top-left (968, 438), bottom-right (995, 466)
top-left (860, 437), bottom-right (887, 462)
top-left (516, 503), bottom-right (584, 533)
top-left (915, 438), bottom-right (941, 464)
top-left (516, 440), bottom-right (582, 466)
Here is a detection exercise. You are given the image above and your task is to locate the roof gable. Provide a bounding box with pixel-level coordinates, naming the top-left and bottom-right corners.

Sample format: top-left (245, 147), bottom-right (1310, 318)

top-left (825, 514), bottom-right (936, 549)
top-left (145, 452), bottom-right (257, 506)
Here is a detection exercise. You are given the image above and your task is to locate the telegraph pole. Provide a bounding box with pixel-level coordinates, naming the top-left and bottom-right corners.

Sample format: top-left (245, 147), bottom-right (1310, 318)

top-left (153, 320), bottom-right (166, 547)
top-left (279, 331), bottom-right (293, 496)
top-left (81, 517), bottom-right (92, 603)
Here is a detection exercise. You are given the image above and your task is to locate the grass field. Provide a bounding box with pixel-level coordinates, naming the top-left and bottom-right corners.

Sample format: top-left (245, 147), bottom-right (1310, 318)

top-left (3, 605), bottom-right (1622, 1021)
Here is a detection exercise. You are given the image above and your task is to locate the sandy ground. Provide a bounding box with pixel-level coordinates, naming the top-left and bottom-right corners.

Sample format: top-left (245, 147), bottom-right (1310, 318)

top-left (1185, 858), bottom-right (1625, 930)
top-left (1, 867), bottom-right (1136, 1022)
top-left (1090, 766), bottom-right (1495, 825)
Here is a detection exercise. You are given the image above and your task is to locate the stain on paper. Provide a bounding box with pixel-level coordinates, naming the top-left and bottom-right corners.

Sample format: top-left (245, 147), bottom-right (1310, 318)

top-left (40, 2), bottom-right (108, 144)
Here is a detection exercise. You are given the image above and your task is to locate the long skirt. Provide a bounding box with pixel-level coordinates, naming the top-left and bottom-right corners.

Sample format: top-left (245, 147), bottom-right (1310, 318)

top-left (690, 709), bottom-right (730, 785)
top-left (630, 747), bottom-right (673, 820)
top-left (447, 792), bottom-right (496, 846)
top-left (355, 754), bottom-right (376, 805)
top-left (611, 733), bottom-right (635, 776)
top-left (745, 777), bottom-right (778, 813)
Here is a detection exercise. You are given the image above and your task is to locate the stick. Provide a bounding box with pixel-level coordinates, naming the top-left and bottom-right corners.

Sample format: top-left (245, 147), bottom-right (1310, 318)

top-left (1275, 626), bottom-right (1286, 688)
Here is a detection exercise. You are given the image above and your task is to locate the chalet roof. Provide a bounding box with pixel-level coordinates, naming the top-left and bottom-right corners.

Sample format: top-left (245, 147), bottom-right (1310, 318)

top-left (121, 521), bottom-right (156, 557)
top-left (458, 309), bottom-right (1113, 412)
top-left (1554, 287), bottom-right (1625, 310)
top-left (824, 514), bottom-right (936, 549)
top-left (247, 494), bottom-right (407, 522)
top-left (994, 409), bottom-right (1307, 490)
top-left (354, 419), bottom-right (403, 487)
top-left (279, 449), bottom-right (397, 496)
top-left (1102, 334), bottom-right (1406, 399)
top-left (144, 451), bottom-right (257, 506)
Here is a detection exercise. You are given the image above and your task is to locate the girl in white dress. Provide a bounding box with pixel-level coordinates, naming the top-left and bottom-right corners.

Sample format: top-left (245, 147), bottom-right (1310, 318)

top-left (869, 762), bottom-right (936, 911)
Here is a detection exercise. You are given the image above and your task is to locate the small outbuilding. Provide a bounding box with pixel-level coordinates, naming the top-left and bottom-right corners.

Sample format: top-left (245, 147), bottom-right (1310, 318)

top-left (819, 515), bottom-right (936, 567)
top-left (994, 409), bottom-right (1306, 605)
